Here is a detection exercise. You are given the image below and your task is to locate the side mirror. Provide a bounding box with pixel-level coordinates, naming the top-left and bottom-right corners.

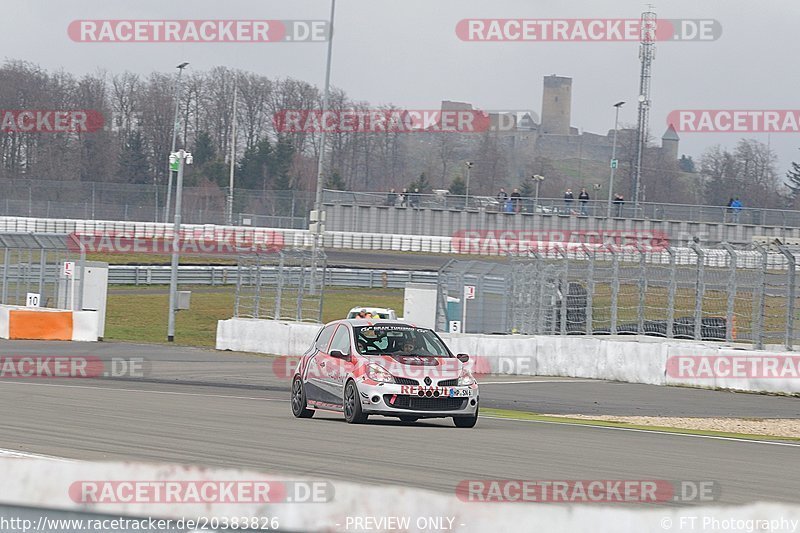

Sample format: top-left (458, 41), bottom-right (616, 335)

top-left (330, 349), bottom-right (350, 360)
top-left (456, 353), bottom-right (470, 363)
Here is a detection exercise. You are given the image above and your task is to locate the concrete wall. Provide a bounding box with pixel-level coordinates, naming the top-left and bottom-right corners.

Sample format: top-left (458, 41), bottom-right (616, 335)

top-left (216, 318), bottom-right (800, 395)
top-left (5, 458), bottom-right (799, 532)
top-left (0, 305), bottom-right (99, 341)
top-left (323, 203), bottom-right (796, 244)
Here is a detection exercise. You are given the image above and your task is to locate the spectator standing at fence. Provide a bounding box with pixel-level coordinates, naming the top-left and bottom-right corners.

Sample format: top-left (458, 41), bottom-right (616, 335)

top-left (410, 187), bottom-right (421, 208)
top-left (496, 187), bottom-right (508, 205)
top-left (400, 188), bottom-right (408, 207)
top-left (564, 188), bottom-right (574, 213)
top-left (613, 193), bottom-right (624, 217)
top-left (511, 188), bottom-right (522, 213)
top-left (578, 187), bottom-right (590, 216)
top-left (386, 188), bottom-right (397, 206)
top-left (731, 197), bottom-right (742, 222)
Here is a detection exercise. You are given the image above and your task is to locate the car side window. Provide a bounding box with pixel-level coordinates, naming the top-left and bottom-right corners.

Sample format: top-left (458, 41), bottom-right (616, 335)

top-left (315, 325), bottom-right (336, 351)
top-left (329, 326), bottom-right (351, 355)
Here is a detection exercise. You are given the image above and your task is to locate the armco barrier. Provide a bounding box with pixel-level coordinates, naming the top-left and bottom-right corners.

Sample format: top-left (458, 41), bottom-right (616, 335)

top-left (0, 305), bottom-right (98, 341)
top-left (0, 215), bottom-right (788, 269)
top-left (4, 458), bottom-right (800, 533)
top-left (215, 318), bottom-right (800, 394)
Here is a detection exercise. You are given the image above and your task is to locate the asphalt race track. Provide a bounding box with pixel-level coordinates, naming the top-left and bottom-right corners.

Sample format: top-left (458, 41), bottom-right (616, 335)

top-left (0, 340), bottom-right (799, 506)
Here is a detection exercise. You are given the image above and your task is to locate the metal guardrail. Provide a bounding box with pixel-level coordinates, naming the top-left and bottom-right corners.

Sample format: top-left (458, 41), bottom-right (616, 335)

top-left (108, 265), bottom-right (438, 288)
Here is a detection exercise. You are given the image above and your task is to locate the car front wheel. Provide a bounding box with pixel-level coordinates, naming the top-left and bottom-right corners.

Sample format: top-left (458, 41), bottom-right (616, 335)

top-left (453, 404), bottom-right (478, 428)
top-left (343, 380), bottom-right (368, 424)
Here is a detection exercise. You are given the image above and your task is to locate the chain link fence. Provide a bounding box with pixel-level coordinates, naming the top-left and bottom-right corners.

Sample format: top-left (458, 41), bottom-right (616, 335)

top-left (0, 179), bottom-right (312, 228)
top-left (234, 249), bottom-right (325, 323)
top-left (0, 233), bottom-right (83, 309)
top-left (436, 244), bottom-right (800, 350)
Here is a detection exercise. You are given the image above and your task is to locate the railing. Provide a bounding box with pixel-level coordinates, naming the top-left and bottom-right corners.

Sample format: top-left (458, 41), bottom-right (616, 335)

top-left (322, 189), bottom-right (800, 228)
top-left (107, 265), bottom-right (437, 288)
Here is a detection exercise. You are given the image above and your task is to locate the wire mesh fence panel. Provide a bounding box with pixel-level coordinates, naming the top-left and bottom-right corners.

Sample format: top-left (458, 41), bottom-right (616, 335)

top-left (0, 234), bottom-right (80, 309)
top-left (234, 249), bottom-right (325, 323)
top-left (431, 242), bottom-right (800, 349)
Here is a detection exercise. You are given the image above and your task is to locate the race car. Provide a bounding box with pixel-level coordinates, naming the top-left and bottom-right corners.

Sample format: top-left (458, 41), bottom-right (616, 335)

top-left (290, 319), bottom-right (479, 427)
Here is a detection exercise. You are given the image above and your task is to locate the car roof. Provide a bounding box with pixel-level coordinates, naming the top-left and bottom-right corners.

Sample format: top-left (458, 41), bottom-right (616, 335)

top-left (332, 319), bottom-right (415, 327)
top-left (348, 307), bottom-right (394, 313)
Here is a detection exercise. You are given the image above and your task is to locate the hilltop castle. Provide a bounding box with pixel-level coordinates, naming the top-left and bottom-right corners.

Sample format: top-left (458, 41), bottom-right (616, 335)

top-left (442, 74), bottom-right (679, 179)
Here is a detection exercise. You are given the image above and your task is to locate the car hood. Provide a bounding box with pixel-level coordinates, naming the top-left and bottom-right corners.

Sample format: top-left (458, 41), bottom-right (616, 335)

top-left (370, 354), bottom-right (463, 380)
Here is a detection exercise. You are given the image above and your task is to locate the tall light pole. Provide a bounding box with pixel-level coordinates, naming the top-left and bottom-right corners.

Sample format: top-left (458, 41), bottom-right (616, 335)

top-left (464, 161), bottom-right (473, 207)
top-left (310, 0), bottom-right (336, 295)
top-left (607, 101), bottom-right (625, 218)
top-left (165, 62), bottom-right (189, 223)
top-left (167, 149), bottom-right (193, 342)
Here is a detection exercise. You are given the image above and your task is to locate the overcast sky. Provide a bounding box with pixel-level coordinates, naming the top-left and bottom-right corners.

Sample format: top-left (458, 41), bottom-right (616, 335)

top-left (7, 0), bottom-right (800, 173)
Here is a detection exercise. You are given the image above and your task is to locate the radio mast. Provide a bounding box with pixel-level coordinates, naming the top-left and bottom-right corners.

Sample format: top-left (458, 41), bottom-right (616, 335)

top-left (632, 7), bottom-right (656, 209)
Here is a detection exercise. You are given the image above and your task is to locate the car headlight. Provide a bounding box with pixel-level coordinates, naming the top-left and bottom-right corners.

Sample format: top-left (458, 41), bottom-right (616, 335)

top-left (366, 363), bottom-right (395, 384)
top-left (458, 370), bottom-right (476, 386)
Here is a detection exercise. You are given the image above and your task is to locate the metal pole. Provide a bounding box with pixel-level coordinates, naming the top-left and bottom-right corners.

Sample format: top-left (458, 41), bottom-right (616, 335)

top-left (310, 0), bottom-right (336, 295)
top-left (465, 164), bottom-right (471, 206)
top-left (607, 102), bottom-right (624, 218)
top-left (227, 78), bottom-right (238, 226)
top-left (165, 63), bottom-right (188, 223)
top-left (167, 151), bottom-right (186, 342)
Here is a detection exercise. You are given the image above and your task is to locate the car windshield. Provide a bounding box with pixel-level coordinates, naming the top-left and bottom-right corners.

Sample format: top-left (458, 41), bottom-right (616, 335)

top-left (353, 325), bottom-right (450, 357)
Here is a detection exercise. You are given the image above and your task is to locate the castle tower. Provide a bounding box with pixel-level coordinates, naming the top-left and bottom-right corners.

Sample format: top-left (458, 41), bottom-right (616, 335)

top-left (540, 75), bottom-right (572, 135)
top-left (661, 124), bottom-right (679, 161)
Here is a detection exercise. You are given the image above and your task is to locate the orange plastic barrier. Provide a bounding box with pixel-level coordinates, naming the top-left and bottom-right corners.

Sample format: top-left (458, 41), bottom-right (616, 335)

top-left (9, 310), bottom-right (73, 340)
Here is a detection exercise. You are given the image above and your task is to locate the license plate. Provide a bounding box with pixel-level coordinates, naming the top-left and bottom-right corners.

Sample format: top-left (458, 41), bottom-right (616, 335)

top-left (447, 387), bottom-right (471, 398)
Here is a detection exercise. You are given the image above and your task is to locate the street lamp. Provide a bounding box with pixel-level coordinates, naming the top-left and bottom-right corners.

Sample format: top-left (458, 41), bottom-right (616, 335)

top-left (167, 149), bottom-right (193, 342)
top-left (165, 62), bottom-right (189, 223)
top-left (607, 101), bottom-right (625, 218)
top-left (310, 0), bottom-right (337, 296)
top-left (532, 174), bottom-right (545, 212)
top-left (464, 161), bottom-right (474, 207)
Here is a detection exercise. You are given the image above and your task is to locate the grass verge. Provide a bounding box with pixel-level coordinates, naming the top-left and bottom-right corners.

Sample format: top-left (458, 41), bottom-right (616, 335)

top-left (105, 285), bottom-right (403, 347)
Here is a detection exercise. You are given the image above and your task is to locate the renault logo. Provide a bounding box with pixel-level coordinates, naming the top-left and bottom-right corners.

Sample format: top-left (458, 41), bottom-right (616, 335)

top-left (424, 376), bottom-right (432, 385)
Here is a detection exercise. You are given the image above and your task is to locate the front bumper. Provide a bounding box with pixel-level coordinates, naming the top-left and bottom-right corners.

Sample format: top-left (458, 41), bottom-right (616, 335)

top-left (354, 378), bottom-right (479, 417)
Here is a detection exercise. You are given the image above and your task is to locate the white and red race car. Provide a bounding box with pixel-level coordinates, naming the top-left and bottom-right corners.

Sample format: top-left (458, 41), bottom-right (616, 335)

top-left (291, 319), bottom-right (479, 427)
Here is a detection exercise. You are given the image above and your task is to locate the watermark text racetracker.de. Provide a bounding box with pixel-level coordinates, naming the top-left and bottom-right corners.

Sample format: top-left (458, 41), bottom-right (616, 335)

top-left (669, 110), bottom-right (800, 133)
top-left (70, 480), bottom-right (333, 504)
top-left (69, 20), bottom-right (329, 42)
top-left (451, 229), bottom-right (670, 255)
top-left (0, 110), bottom-right (104, 133)
top-left (0, 356), bottom-right (146, 379)
top-left (667, 355), bottom-right (800, 379)
top-left (273, 109), bottom-right (537, 134)
top-left (456, 19), bottom-right (721, 42)
top-left (457, 479), bottom-right (718, 503)
top-left (66, 229), bottom-right (284, 255)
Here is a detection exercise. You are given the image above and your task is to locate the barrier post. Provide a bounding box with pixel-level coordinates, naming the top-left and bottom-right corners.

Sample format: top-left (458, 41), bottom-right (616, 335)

top-left (722, 243), bottom-right (737, 343)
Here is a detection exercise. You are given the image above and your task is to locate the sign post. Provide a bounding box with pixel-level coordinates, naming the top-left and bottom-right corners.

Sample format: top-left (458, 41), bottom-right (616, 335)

top-left (462, 285), bottom-right (476, 333)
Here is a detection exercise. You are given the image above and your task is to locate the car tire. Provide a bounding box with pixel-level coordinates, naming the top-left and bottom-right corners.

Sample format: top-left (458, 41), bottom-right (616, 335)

top-left (343, 380), bottom-right (368, 424)
top-left (453, 404), bottom-right (478, 428)
top-left (399, 416), bottom-right (419, 423)
top-left (291, 376), bottom-right (314, 418)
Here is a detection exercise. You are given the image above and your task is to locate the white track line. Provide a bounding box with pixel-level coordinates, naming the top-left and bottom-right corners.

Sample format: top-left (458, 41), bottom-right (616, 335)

top-left (0, 448), bottom-right (76, 462)
top-left (478, 379), bottom-right (599, 384)
top-left (482, 415), bottom-right (800, 448)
